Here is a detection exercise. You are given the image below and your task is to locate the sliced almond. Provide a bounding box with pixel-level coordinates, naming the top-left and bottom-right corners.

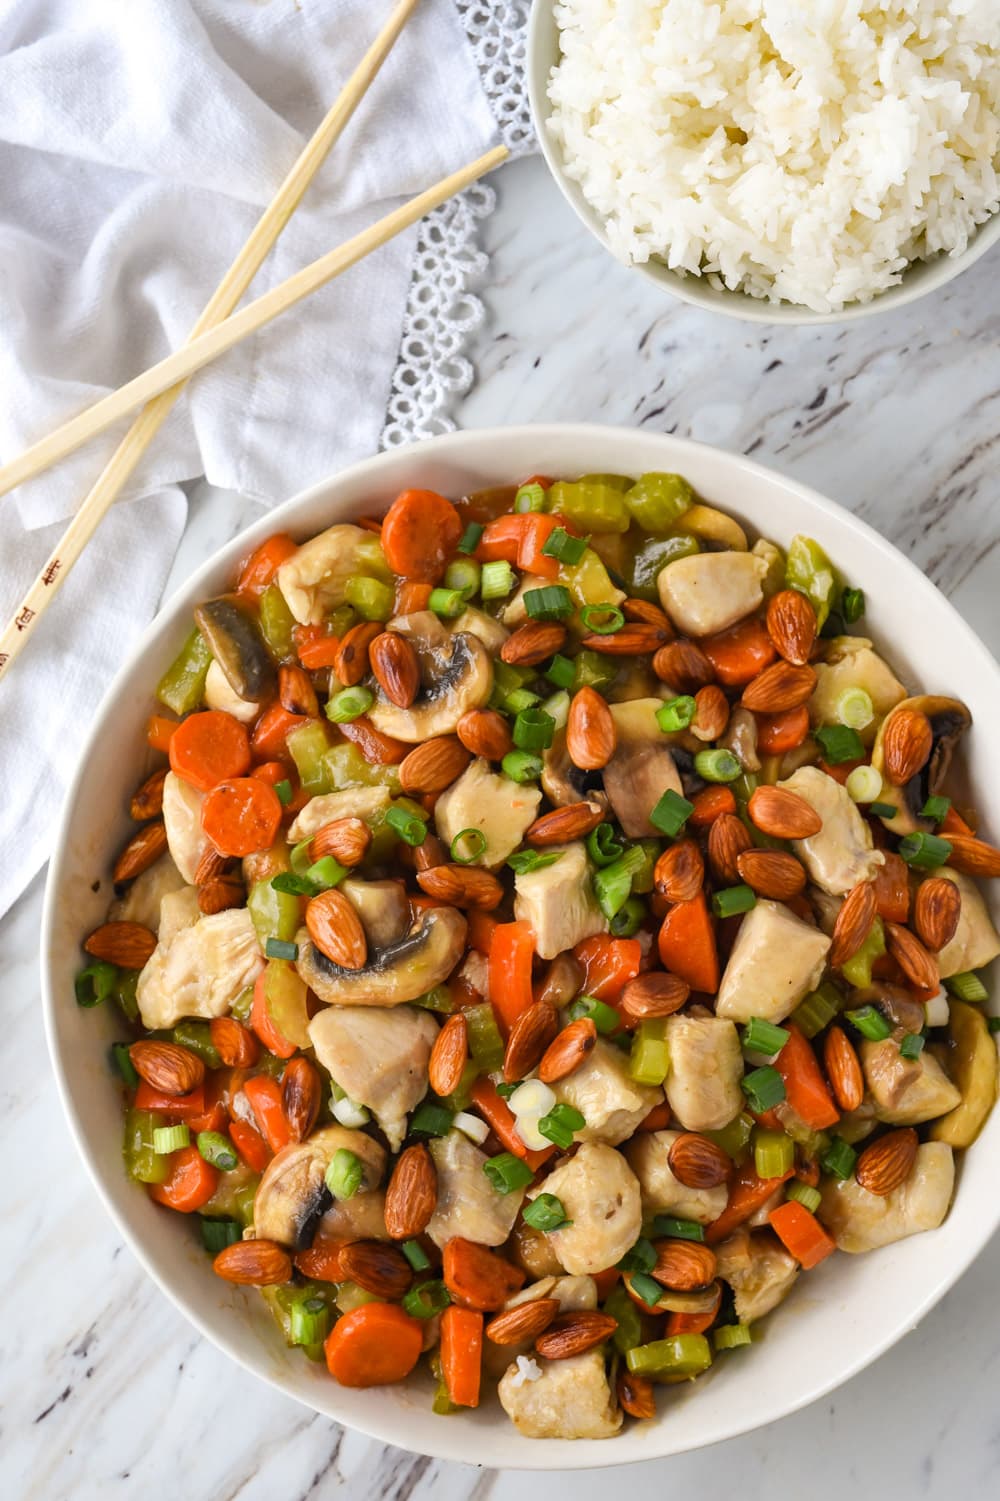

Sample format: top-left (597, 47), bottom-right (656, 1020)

top-left (526, 800), bottom-right (605, 846)
top-left (338, 1240), bottom-right (413, 1300)
top-left (707, 813), bottom-right (753, 884)
top-left (652, 1240), bottom-right (717, 1291)
top-left (537, 1015), bottom-right (597, 1084)
top-left (652, 639), bottom-right (715, 691)
top-left (311, 816), bottom-right (372, 867)
top-left (334, 621), bottom-right (382, 687)
top-left (486, 1296), bottom-right (561, 1346)
top-left (654, 839), bottom-right (705, 903)
top-left (885, 922), bottom-right (939, 991)
top-left (501, 620), bottom-right (567, 667)
top-left (281, 1056), bottom-right (321, 1142)
top-left (944, 834), bottom-right (1000, 879)
top-left (580, 623), bottom-right (668, 656)
top-left (667, 1133), bottom-right (731, 1190)
top-left (209, 1016), bottom-right (260, 1068)
top-left (457, 707), bottom-right (514, 761)
top-left (129, 767), bottom-right (167, 821)
top-left (882, 708), bottom-right (933, 786)
top-left (399, 735), bottom-right (472, 795)
top-left (618, 972), bottom-right (689, 1027)
top-left (369, 631), bottom-right (420, 709)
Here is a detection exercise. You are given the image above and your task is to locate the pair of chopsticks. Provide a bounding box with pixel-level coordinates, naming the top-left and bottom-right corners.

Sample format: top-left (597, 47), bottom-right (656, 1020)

top-left (0, 0), bottom-right (507, 680)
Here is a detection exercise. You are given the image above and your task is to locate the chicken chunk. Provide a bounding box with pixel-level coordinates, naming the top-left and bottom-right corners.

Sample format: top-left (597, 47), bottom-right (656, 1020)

top-left (818, 1142), bottom-right (954, 1253)
top-left (136, 906), bottom-right (263, 1030)
top-left (860, 1038), bottom-right (962, 1125)
top-left (624, 1129), bottom-right (729, 1224)
top-left (308, 1005), bottom-right (438, 1151)
top-left (551, 1038), bottom-right (662, 1146)
top-left (935, 869), bottom-right (1000, 979)
top-left (716, 899), bottom-right (831, 1024)
top-left (288, 786), bottom-right (392, 842)
top-left (715, 1230), bottom-right (799, 1322)
top-left (513, 841), bottom-right (607, 960)
top-left (777, 766), bottom-right (884, 895)
top-left (499, 1350), bottom-right (621, 1440)
top-left (161, 771), bottom-right (211, 884)
top-left (426, 1130), bottom-right (525, 1249)
top-left (657, 551), bottom-right (766, 638)
top-left (810, 640), bottom-right (907, 745)
top-left (203, 659), bottom-right (259, 724)
top-left (604, 699), bottom-right (684, 838)
top-left (109, 852), bottom-right (186, 933)
top-left (276, 524), bottom-right (382, 625)
top-left (664, 1015), bottom-right (743, 1132)
top-left (434, 758), bottom-right (541, 870)
top-left (531, 1142), bottom-right (642, 1275)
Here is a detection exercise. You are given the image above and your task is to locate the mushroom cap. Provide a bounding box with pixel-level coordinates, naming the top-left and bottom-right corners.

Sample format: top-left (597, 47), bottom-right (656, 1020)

top-left (367, 614), bottom-right (492, 742)
top-left (253, 1125), bottom-right (386, 1249)
top-left (296, 905), bottom-right (468, 1007)
top-left (194, 596), bottom-right (275, 701)
top-left (870, 694), bottom-right (972, 834)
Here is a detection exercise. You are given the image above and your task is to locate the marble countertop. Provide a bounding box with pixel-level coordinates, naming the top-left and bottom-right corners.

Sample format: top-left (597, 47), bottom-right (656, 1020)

top-left (5, 154), bottom-right (1000, 1500)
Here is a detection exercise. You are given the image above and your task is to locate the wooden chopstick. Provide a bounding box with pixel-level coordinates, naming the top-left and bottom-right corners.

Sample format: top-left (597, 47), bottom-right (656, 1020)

top-left (0, 0), bottom-right (427, 681)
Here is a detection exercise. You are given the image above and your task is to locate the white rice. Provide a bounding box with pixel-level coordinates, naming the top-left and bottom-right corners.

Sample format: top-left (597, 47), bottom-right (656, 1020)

top-left (546, 0), bottom-right (1000, 310)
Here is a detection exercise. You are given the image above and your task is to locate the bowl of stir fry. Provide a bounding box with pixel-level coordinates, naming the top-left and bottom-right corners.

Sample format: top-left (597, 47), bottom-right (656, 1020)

top-left (43, 425), bottom-right (1000, 1466)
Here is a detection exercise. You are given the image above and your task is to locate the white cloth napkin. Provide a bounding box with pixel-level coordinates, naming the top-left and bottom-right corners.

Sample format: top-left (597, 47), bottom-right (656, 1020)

top-left (0, 0), bottom-right (518, 920)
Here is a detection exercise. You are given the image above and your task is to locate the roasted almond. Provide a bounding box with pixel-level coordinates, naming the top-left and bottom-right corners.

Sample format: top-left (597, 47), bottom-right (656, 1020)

top-left (485, 1297), bottom-right (560, 1346)
top-left (882, 708), bottom-right (933, 786)
top-left (84, 920), bottom-right (157, 969)
top-left (113, 819), bottom-right (169, 883)
top-left (278, 662), bottom-right (319, 718)
top-left (654, 839), bottom-right (704, 903)
top-left (736, 848), bottom-right (806, 900)
top-left (369, 630), bottom-right (420, 709)
top-left (708, 813), bottom-right (753, 884)
top-left (747, 785), bottom-right (822, 840)
top-left (129, 1039), bottom-right (205, 1096)
top-left (212, 1239), bottom-right (292, 1286)
top-left (130, 767), bottom-right (167, 821)
top-left (537, 1016), bottom-right (598, 1084)
top-left (691, 684), bottom-right (730, 742)
top-left (667, 1133), bottom-right (731, 1190)
top-left (311, 816), bottom-right (372, 867)
top-left (652, 639), bottom-right (715, 691)
top-left (829, 880), bottom-right (878, 968)
top-left (197, 875), bottom-right (245, 914)
top-left (913, 876), bottom-right (962, 951)
top-left (622, 598), bottom-right (673, 632)
top-left (457, 707), bottom-right (514, 761)
top-left (281, 1055), bottom-right (321, 1142)
top-left (741, 661), bottom-right (817, 713)
top-left (338, 1240), bottom-right (413, 1300)
top-left (210, 1015), bottom-right (260, 1068)
top-left (504, 1000), bottom-right (559, 1083)
top-left (535, 1311), bottom-right (618, 1360)
top-left (616, 1368), bottom-right (656, 1420)
top-left (536, 952), bottom-right (586, 1010)
top-left (652, 1240), bottom-right (717, 1291)
top-left (765, 589), bottom-right (818, 667)
top-left (194, 844), bottom-right (229, 885)
top-left (581, 623), bottom-right (668, 656)
top-left (855, 1127), bottom-right (918, 1197)
top-left (399, 735), bottom-right (471, 794)
top-left (944, 834), bottom-right (1000, 878)
top-left (823, 1026), bottom-right (864, 1112)
top-left (384, 1143), bottom-right (438, 1239)
top-left (305, 888), bottom-right (368, 968)
top-left (501, 620), bottom-right (567, 667)
top-left (618, 972), bottom-right (689, 1026)
top-left (443, 1237), bottom-right (525, 1311)
top-left (885, 921), bottom-right (939, 991)
top-left (334, 620), bottom-right (382, 687)
top-left (429, 1012), bottom-right (469, 1097)
top-left (413, 832), bottom-right (447, 872)
top-left (566, 687), bottom-right (617, 771)
top-left (416, 864), bottom-right (503, 910)
top-left (526, 800), bottom-right (605, 846)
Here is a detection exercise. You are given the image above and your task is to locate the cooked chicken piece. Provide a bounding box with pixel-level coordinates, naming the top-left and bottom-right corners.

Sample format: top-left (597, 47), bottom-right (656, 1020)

top-left (818, 1142), bottom-right (954, 1253)
top-left (551, 1275), bottom-right (599, 1312)
top-left (426, 1129), bottom-right (525, 1249)
top-left (810, 640), bottom-right (907, 745)
top-left (777, 766), bottom-right (884, 895)
top-left (136, 907), bottom-right (263, 1030)
top-left (109, 852), bottom-right (186, 934)
top-left (156, 885), bottom-right (202, 943)
top-left (288, 785), bottom-right (392, 842)
top-left (657, 551), bottom-right (767, 638)
top-left (308, 1004), bottom-right (438, 1151)
top-left (316, 1187), bottom-right (390, 1243)
top-left (513, 841), bottom-right (607, 960)
top-left (604, 699), bottom-right (684, 838)
top-left (551, 1038), bottom-right (662, 1146)
top-left (338, 878), bottom-right (410, 949)
top-left (528, 1142), bottom-right (642, 1276)
top-left (808, 885), bottom-right (842, 936)
top-left (277, 524), bottom-right (382, 625)
top-left (498, 1349), bottom-right (621, 1439)
top-left (451, 605), bottom-right (509, 654)
top-left (161, 771), bottom-right (212, 884)
top-left (860, 1038), bottom-right (962, 1125)
top-left (624, 1129), bottom-right (729, 1224)
top-left (203, 659), bottom-right (260, 724)
top-left (935, 869), bottom-right (1000, 978)
top-left (664, 1015), bottom-right (743, 1132)
top-left (716, 899), bottom-right (831, 1024)
top-left (715, 1230), bottom-right (799, 1322)
top-left (434, 758), bottom-right (541, 870)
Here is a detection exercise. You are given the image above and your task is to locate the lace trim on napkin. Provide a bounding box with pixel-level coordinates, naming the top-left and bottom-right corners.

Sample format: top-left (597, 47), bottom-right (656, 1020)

top-left (381, 0), bottom-right (533, 450)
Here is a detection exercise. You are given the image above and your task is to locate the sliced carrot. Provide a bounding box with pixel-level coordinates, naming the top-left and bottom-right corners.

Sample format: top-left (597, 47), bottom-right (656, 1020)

top-left (687, 786), bottom-right (737, 827)
top-left (395, 580), bottom-right (434, 614)
top-left (489, 921), bottom-right (536, 1031)
top-left (706, 1161), bottom-right (794, 1245)
top-left (666, 1282), bottom-right (721, 1336)
top-left (243, 1073), bottom-right (293, 1154)
top-left (818, 758), bottom-right (862, 787)
top-left (148, 1146), bottom-right (219, 1212)
top-left (294, 625), bottom-right (342, 670)
top-left (773, 1025), bottom-right (839, 1131)
top-left (768, 1200), bottom-right (836, 1269)
top-left (443, 1238), bottom-right (525, 1311)
top-left (294, 1241), bottom-right (350, 1283)
top-left (187, 1072), bottom-right (228, 1135)
top-left (477, 512), bottom-right (564, 580)
top-left (250, 968), bottom-right (299, 1061)
top-left (229, 1117), bottom-right (272, 1173)
top-left (324, 1303), bottom-right (424, 1388)
top-left (357, 516), bottom-right (383, 535)
top-left (756, 704), bottom-right (810, 755)
top-left (381, 488), bottom-right (462, 582)
top-left (201, 777), bottom-right (282, 857)
top-left (409, 894), bottom-right (446, 916)
top-left (637, 1101), bottom-right (672, 1132)
top-left (701, 618), bottom-right (776, 686)
top-left (169, 710), bottom-right (251, 792)
top-left (591, 1267), bottom-right (620, 1300)
top-left (573, 934), bottom-right (642, 1001)
top-left (146, 714), bottom-right (179, 753)
top-left (440, 1306), bottom-right (483, 1407)
top-left (467, 911), bottom-right (498, 957)
top-left (751, 1106), bottom-right (785, 1132)
top-left (468, 1077), bottom-right (553, 1171)
top-left (134, 1081), bottom-right (206, 1121)
top-left (657, 892), bottom-right (719, 994)
top-left (338, 716), bottom-right (409, 765)
top-left (236, 533), bottom-right (298, 599)
top-left (251, 759), bottom-right (290, 786)
top-left (251, 702), bottom-right (310, 760)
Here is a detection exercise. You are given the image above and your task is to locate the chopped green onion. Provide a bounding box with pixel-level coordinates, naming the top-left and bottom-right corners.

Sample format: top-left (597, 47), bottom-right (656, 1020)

top-left (507, 849), bottom-right (562, 875)
top-left (457, 521), bottom-right (484, 555)
top-left (785, 1180), bottom-right (822, 1213)
top-left (197, 1131), bottom-right (238, 1171)
top-left (921, 795), bottom-right (951, 823)
top-left (402, 1239), bottom-right (431, 1272)
top-left (945, 971), bottom-right (989, 1003)
top-left (523, 1193), bottom-right (572, 1232)
top-left (845, 765), bottom-right (882, 804)
top-left (504, 687), bottom-right (541, 715)
top-left (153, 1124), bottom-right (190, 1155)
top-left (480, 560), bottom-right (515, 600)
top-left (75, 960), bottom-right (119, 1008)
top-left (656, 696), bottom-right (697, 734)
top-left (566, 995), bottom-right (620, 1034)
top-left (537, 1102), bottom-right (586, 1150)
top-left (450, 828), bottom-right (487, 864)
top-left (200, 1217), bottom-right (241, 1253)
top-left (514, 482), bottom-right (547, 513)
top-left (869, 801), bottom-right (898, 820)
top-left (587, 822), bottom-right (625, 867)
top-left (513, 708), bottom-right (556, 751)
top-left (325, 1148), bottom-right (364, 1200)
top-left (409, 1102), bottom-right (454, 1138)
top-left (271, 870), bottom-right (317, 896)
top-left (899, 1032), bottom-right (926, 1060)
top-left (593, 846), bottom-right (644, 921)
top-left (428, 587), bottom-right (466, 619)
top-left (344, 574), bottom-right (394, 622)
top-left (821, 1137), bottom-right (857, 1180)
top-left (844, 1004), bottom-right (892, 1041)
top-left (326, 686), bottom-right (374, 723)
top-left (836, 688), bottom-right (874, 730)
top-left (545, 653), bottom-right (576, 691)
top-left (386, 804), bottom-right (428, 846)
top-left (444, 559), bottom-right (481, 599)
top-left (289, 1296), bottom-right (331, 1347)
top-left (694, 748), bottom-right (742, 784)
top-left (630, 1018), bottom-right (670, 1087)
top-left (525, 585), bottom-right (574, 621)
top-left (813, 725), bottom-right (865, 764)
top-left (712, 885), bottom-right (757, 919)
top-left (483, 1152), bottom-right (534, 1195)
top-left (650, 1215), bottom-right (705, 1242)
top-left (265, 937), bottom-right (298, 961)
top-left (629, 1272), bottom-right (665, 1309)
top-left (899, 831), bottom-right (953, 870)
top-left (618, 1238), bottom-right (656, 1273)
top-left (713, 1324), bottom-right (753, 1351)
top-left (111, 1042), bottom-right (139, 1088)
top-left (649, 788), bottom-right (694, 838)
top-left (626, 1333), bottom-right (713, 1378)
top-left (742, 1018), bottom-right (790, 1056)
top-left (305, 855), bottom-right (347, 890)
top-left (580, 603), bottom-right (625, 635)
top-left (403, 1279), bottom-right (452, 1319)
top-left (753, 1128), bottom-right (795, 1179)
top-left (542, 527), bottom-right (589, 565)
top-left (610, 895), bottom-right (647, 937)
top-left (741, 1066), bottom-right (786, 1113)
top-left (495, 1081), bottom-right (520, 1101)
top-left (502, 750), bottom-right (543, 784)
top-left (791, 982), bottom-right (842, 1039)
top-left (841, 587), bottom-right (865, 623)
top-left (274, 778), bottom-right (293, 806)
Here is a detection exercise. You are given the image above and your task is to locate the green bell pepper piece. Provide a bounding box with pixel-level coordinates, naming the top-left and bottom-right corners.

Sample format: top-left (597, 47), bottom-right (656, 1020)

top-left (547, 477), bottom-right (631, 534)
top-left (123, 1108), bottom-right (170, 1184)
top-left (259, 583), bottom-right (297, 662)
top-left (627, 534), bottom-right (701, 601)
top-left (785, 535), bottom-right (838, 630)
top-left (624, 473), bottom-right (694, 534)
top-left (156, 628), bottom-right (212, 715)
top-left (248, 878), bottom-right (301, 949)
top-left (841, 916), bottom-right (886, 989)
top-left (172, 1019), bottom-right (222, 1068)
top-left (604, 1283), bottom-right (643, 1355)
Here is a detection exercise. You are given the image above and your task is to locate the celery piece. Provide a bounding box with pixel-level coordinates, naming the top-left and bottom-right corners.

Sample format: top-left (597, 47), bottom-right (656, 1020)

top-left (790, 981), bottom-right (843, 1039)
top-left (345, 574), bottom-right (395, 622)
top-left (173, 1020), bottom-right (222, 1069)
top-left (572, 648), bottom-right (618, 694)
top-left (325, 603), bottom-right (356, 639)
top-left (630, 1018), bottom-right (670, 1086)
top-left (322, 741), bottom-right (401, 795)
top-left (465, 1002), bottom-right (505, 1073)
top-left (627, 534), bottom-right (701, 601)
top-left (156, 627), bottom-right (212, 715)
top-left (547, 477), bottom-right (631, 534)
top-left (628, 840), bottom-right (660, 895)
top-left (785, 535), bottom-right (838, 631)
top-left (231, 984), bottom-right (254, 1023)
top-left (753, 1128), bottom-right (795, 1179)
top-left (263, 960), bottom-right (311, 1049)
top-left (704, 1112), bottom-right (754, 1161)
top-left (604, 1283), bottom-right (643, 1355)
top-left (442, 1059), bottom-right (480, 1113)
top-left (841, 916), bottom-right (886, 989)
top-left (259, 583), bottom-right (296, 662)
top-left (626, 1334), bottom-right (712, 1380)
top-left (336, 1281), bottom-right (383, 1314)
top-left (353, 535), bottom-right (392, 583)
top-left (123, 1108), bottom-right (170, 1185)
top-left (287, 720), bottom-right (333, 794)
top-left (115, 970), bottom-right (140, 1024)
top-left (624, 473), bottom-right (694, 534)
top-left (248, 879), bottom-right (301, 949)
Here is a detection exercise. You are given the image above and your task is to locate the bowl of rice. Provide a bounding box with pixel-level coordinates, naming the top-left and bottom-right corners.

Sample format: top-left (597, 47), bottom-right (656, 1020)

top-left (528, 0), bottom-right (1000, 321)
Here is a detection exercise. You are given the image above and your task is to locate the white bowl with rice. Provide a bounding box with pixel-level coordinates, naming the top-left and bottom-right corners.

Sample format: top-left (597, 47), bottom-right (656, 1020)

top-left (527, 0), bottom-right (1000, 322)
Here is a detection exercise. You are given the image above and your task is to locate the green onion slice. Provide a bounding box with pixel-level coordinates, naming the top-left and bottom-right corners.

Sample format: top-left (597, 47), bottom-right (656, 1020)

top-left (507, 849), bottom-right (562, 875)
top-left (274, 778), bottom-right (293, 806)
top-left (481, 560), bottom-right (515, 600)
top-left (656, 696), bottom-right (696, 733)
top-left (813, 725), bottom-right (865, 764)
top-left (513, 707), bottom-right (556, 751)
top-left (899, 831), bottom-right (953, 869)
top-left (740, 1065), bottom-right (786, 1113)
top-left (617, 1238), bottom-right (656, 1273)
top-left (524, 585), bottom-right (574, 621)
top-left (542, 527), bottom-right (589, 565)
top-left (545, 653), bottom-right (576, 690)
top-left (841, 587), bottom-right (865, 623)
top-left (945, 971), bottom-right (989, 1003)
top-left (537, 1102), bottom-right (585, 1150)
top-left (844, 1004), bottom-right (892, 1040)
top-left (75, 960), bottom-right (119, 1008)
top-left (580, 603), bottom-right (625, 635)
top-left (820, 1137), bottom-right (857, 1180)
top-left (522, 1193), bottom-right (572, 1232)
top-left (899, 1032), bottom-right (926, 1060)
top-left (326, 686), bottom-right (374, 723)
top-left (457, 521), bottom-right (484, 555)
top-left (265, 937), bottom-right (298, 961)
top-left (450, 828), bottom-right (487, 864)
top-left (649, 788), bottom-right (694, 838)
top-left (325, 1148), bottom-right (364, 1200)
top-left (694, 748), bottom-right (741, 784)
top-left (712, 885), bottom-right (757, 919)
top-left (402, 1239), bottom-right (431, 1271)
top-left (921, 794), bottom-right (951, 823)
top-left (153, 1124), bottom-right (190, 1155)
top-left (409, 1102), bottom-right (454, 1138)
top-left (714, 1324), bottom-right (753, 1351)
top-left (111, 1042), bottom-right (139, 1088)
top-left (200, 1217), bottom-right (241, 1253)
top-left (483, 1152), bottom-right (534, 1195)
top-left (197, 1131), bottom-right (239, 1171)
top-left (428, 587), bottom-right (467, 618)
top-left (650, 1215), bottom-right (705, 1242)
top-left (514, 482), bottom-right (547, 514)
top-left (628, 1272), bottom-right (665, 1309)
top-left (587, 822), bottom-right (625, 867)
top-left (742, 1018), bottom-right (790, 1056)
top-left (502, 749), bottom-right (543, 784)
top-left (869, 801), bottom-right (898, 820)
top-left (386, 804), bottom-right (428, 847)
top-left (566, 995), bottom-right (621, 1034)
top-left (785, 1180), bottom-right (822, 1214)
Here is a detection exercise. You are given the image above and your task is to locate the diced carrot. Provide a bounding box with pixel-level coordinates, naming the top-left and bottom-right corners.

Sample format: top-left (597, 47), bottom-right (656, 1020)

top-left (134, 1082), bottom-right (207, 1121)
top-left (706, 1161), bottom-right (794, 1245)
top-left (441, 1306), bottom-right (483, 1408)
top-left (768, 1200), bottom-right (836, 1269)
top-left (872, 850), bottom-right (909, 922)
top-left (819, 758), bottom-right (862, 786)
top-left (752, 1106), bottom-right (785, 1132)
top-left (169, 710), bottom-right (251, 792)
top-left (201, 777), bottom-right (282, 857)
top-left (146, 714), bottom-right (179, 753)
top-left (251, 702), bottom-right (310, 761)
top-left (294, 1241), bottom-right (350, 1283)
top-left (294, 625), bottom-right (342, 670)
top-left (637, 1101), bottom-right (672, 1132)
top-left (489, 921), bottom-right (536, 1031)
top-left (592, 1267), bottom-right (620, 1300)
top-left (657, 892), bottom-right (719, 994)
top-left (774, 1024), bottom-right (840, 1131)
top-left (251, 759), bottom-right (290, 785)
top-left (756, 705), bottom-right (810, 755)
top-left (229, 1117), bottom-right (272, 1173)
top-left (573, 934), bottom-right (642, 1001)
top-left (701, 618), bottom-right (776, 686)
top-left (338, 716), bottom-right (409, 765)
top-left (381, 488), bottom-right (463, 582)
top-left (468, 1077), bottom-right (553, 1171)
top-left (236, 533), bottom-right (298, 599)
top-left (243, 1073), bottom-right (293, 1154)
top-left (467, 911), bottom-right (498, 956)
top-left (324, 1304), bottom-right (424, 1388)
top-left (148, 1146), bottom-right (219, 1213)
top-left (443, 1238), bottom-right (525, 1311)
top-left (941, 807), bottom-right (975, 838)
top-left (250, 968), bottom-right (299, 1061)
top-left (409, 894), bottom-right (446, 915)
top-left (357, 516), bottom-right (383, 535)
top-left (666, 1282), bottom-right (721, 1336)
top-left (187, 1072), bottom-right (228, 1135)
top-left (688, 786), bottom-right (737, 827)
top-left (395, 580), bottom-right (434, 614)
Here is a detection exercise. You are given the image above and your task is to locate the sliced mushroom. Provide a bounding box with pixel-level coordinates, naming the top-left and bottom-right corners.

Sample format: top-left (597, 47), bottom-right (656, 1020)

top-left (934, 869), bottom-right (1000, 978)
top-left (317, 1187), bottom-right (390, 1242)
top-left (513, 841), bottom-right (607, 960)
top-left (253, 1125), bottom-right (386, 1249)
top-left (658, 552), bottom-right (766, 638)
top-left (719, 706), bottom-right (760, 773)
top-left (542, 727), bottom-right (608, 810)
top-left (716, 899), bottom-right (831, 1024)
top-left (194, 595), bottom-right (275, 701)
top-left (603, 698), bottom-right (685, 838)
top-left (434, 758), bottom-right (542, 869)
top-left (818, 1141), bottom-right (954, 1253)
top-left (870, 695), bottom-right (972, 834)
top-left (288, 786), bottom-right (392, 842)
top-left (511, 1218), bottom-right (566, 1279)
top-left (929, 1000), bottom-right (999, 1148)
top-left (339, 877), bottom-right (410, 949)
top-left (809, 638), bottom-right (907, 746)
top-left (367, 613), bottom-right (492, 742)
top-left (715, 1230), bottom-right (799, 1322)
top-left (451, 605), bottom-right (509, 654)
top-left (296, 905), bottom-right (467, 1007)
top-left (529, 1142), bottom-right (642, 1275)
top-left (277, 524), bottom-right (385, 625)
top-left (308, 1004), bottom-right (439, 1151)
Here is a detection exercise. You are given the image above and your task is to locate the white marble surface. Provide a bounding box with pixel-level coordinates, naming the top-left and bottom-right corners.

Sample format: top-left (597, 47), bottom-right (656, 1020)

top-left (5, 152), bottom-right (1000, 1500)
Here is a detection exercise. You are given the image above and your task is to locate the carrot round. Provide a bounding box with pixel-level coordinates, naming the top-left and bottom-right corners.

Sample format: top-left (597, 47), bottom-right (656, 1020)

top-left (440, 1305), bottom-right (483, 1408)
top-left (768, 1200), bottom-right (836, 1269)
top-left (169, 710), bottom-right (251, 792)
top-left (658, 892), bottom-right (719, 994)
top-left (701, 618), bottom-right (776, 686)
top-left (381, 489), bottom-right (462, 582)
top-left (229, 1117), bottom-right (272, 1174)
top-left (201, 777), bottom-right (282, 857)
top-left (324, 1303), bottom-right (424, 1388)
top-left (756, 704), bottom-right (810, 755)
top-left (148, 1146), bottom-right (219, 1212)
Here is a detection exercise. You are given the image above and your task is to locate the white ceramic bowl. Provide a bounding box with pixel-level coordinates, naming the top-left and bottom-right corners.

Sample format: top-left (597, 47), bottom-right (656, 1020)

top-left (44, 424), bottom-right (1000, 1468)
top-left (527, 0), bottom-right (1000, 325)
